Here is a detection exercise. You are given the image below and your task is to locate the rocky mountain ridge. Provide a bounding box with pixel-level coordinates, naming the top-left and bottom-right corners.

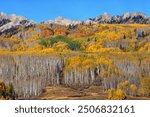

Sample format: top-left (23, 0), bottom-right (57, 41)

top-left (44, 12), bottom-right (150, 25)
top-left (0, 12), bottom-right (35, 36)
top-left (0, 12), bottom-right (150, 36)
top-left (44, 16), bottom-right (81, 26)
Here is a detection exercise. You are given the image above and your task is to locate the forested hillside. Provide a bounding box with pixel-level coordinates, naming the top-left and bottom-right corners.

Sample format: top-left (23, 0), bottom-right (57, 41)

top-left (0, 13), bottom-right (150, 99)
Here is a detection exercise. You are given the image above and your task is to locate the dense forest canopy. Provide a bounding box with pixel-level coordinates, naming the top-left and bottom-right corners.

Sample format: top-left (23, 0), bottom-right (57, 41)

top-left (0, 23), bottom-right (150, 99)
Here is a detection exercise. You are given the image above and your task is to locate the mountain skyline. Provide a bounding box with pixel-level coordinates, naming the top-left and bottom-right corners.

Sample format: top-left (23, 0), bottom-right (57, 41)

top-left (0, 0), bottom-right (150, 22)
top-left (1, 11), bottom-right (150, 39)
top-left (1, 11), bottom-right (150, 24)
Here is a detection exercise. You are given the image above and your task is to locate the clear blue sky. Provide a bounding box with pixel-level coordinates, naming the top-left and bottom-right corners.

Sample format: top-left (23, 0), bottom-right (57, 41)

top-left (0, 0), bottom-right (150, 22)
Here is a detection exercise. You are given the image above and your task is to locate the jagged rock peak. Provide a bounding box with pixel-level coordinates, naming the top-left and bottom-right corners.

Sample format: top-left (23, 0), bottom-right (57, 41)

top-left (102, 12), bottom-right (112, 19)
top-left (55, 16), bottom-right (66, 21)
top-left (9, 14), bottom-right (17, 18)
top-left (0, 12), bottom-right (27, 20)
top-left (83, 12), bottom-right (150, 25)
top-left (44, 16), bottom-right (81, 26)
top-left (0, 12), bottom-right (35, 34)
top-left (44, 12), bottom-right (150, 26)
top-left (123, 12), bottom-right (147, 19)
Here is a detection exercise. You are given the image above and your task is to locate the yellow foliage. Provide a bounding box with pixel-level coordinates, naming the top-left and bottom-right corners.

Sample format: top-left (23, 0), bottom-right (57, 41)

top-left (12, 43), bottom-right (28, 51)
top-left (0, 48), bottom-right (11, 55)
top-left (0, 80), bottom-right (6, 93)
top-left (117, 80), bottom-right (129, 94)
top-left (138, 43), bottom-right (150, 53)
top-left (130, 84), bottom-right (138, 96)
top-left (82, 59), bottom-right (95, 69)
top-left (26, 44), bottom-right (45, 52)
top-left (115, 89), bottom-right (126, 100)
top-left (87, 46), bottom-right (121, 53)
top-left (140, 78), bottom-right (150, 96)
top-left (10, 36), bottom-right (22, 44)
top-left (53, 42), bottom-right (70, 52)
top-left (95, 56), bottom-right (112, 66)
top-left (27, 37), bottom-right (38, 43)
top-left (108, 88), bottom-right (115, 99)
top-left (86, 42), bottom-right (103, 52)
top-left (40, 48), bottom-right (55, 54)
top-left (86, 41), bottom-right (122, 53)
top-left (108, 88), bottom-right (126, 100)
top-left (117, 83), bottom-right (123, 90)
top-left (123, 80), bottom-right (129, 87)
top-left (65, 55), bottom-right (113, 73)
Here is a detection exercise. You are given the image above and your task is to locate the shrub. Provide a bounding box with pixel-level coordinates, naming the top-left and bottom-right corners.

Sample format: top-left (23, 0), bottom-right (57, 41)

top-left (0, 80), bottom-right (16, 100)
top-left (117, 80), bottom-right (129, 94)
top-left (50, 36), bottom-right (81, 50)
top-left (40, 36), bottom-right (81, 51)
top-left (0, 80), bottom-right (6, 98)
top-left (130, 84), bottom-right (138, 96)
top-left (108, 88), bottom-right (126, 100)
top-left (39, 38), bottom-right (50, 47)
top-left (6, 83), bottom-right (15, 100)
top-left (108, 88), bottom-right (115, 99)
top-left (115, 89), bottom-right (126, 100)
top-left (53, 42), bottom-right (70, 52)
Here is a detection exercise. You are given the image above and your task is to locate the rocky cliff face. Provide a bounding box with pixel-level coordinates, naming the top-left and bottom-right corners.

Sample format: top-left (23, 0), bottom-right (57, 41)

top-left (44, 12), bottom-right (150, 26)
top-left (44, 16), bottom-right (81, 26)
top-left (0, 12), bottom-right (35, 37)
top-left (83, 12), bottom-right (150, 25)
